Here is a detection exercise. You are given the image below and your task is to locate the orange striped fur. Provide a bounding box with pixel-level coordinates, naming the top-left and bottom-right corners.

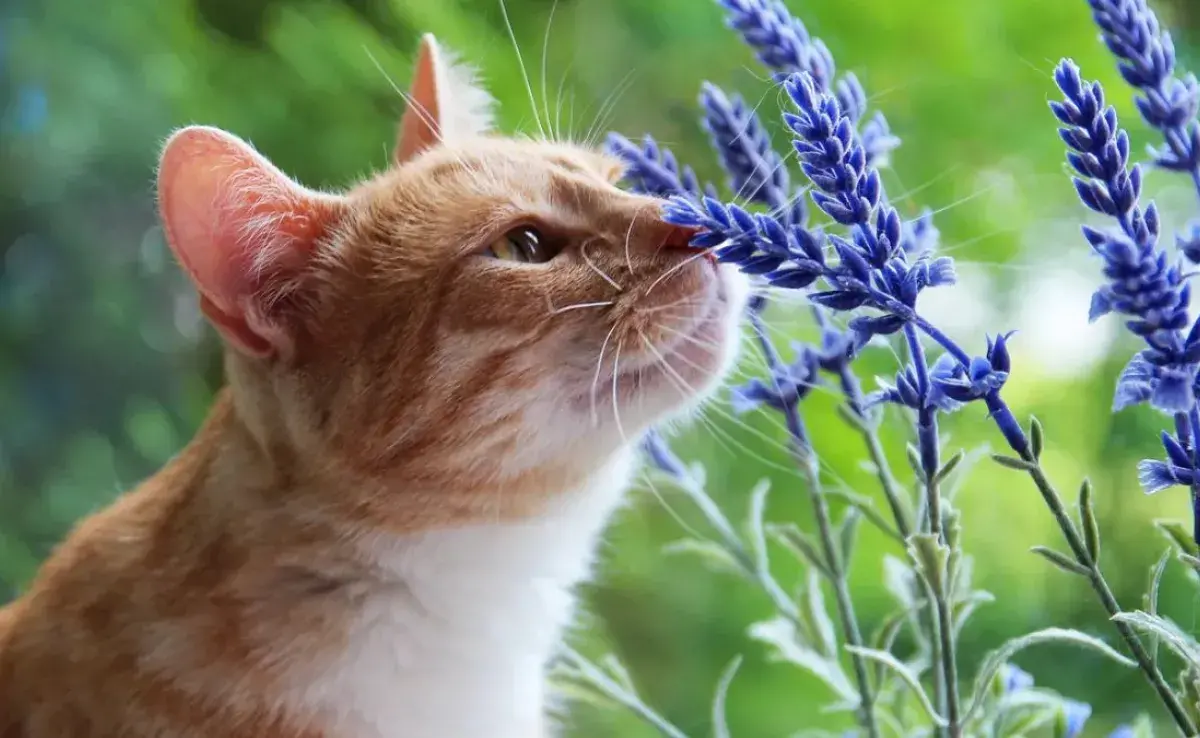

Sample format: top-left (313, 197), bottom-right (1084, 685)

top-left (0, 35), bottom-right (749, 737)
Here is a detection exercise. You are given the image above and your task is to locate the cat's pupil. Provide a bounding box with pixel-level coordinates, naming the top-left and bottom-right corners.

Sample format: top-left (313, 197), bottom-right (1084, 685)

top-left (508, 227), bottom-right (543, 262)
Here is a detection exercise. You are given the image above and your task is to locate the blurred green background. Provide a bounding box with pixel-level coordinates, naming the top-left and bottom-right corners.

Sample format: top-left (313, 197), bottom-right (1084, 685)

top-left (4, 0), bottom-right (1200, 735)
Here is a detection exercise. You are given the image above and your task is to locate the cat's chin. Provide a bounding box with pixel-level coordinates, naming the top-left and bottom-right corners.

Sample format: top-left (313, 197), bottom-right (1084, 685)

top-left (613, 264), bottom-right (749, 423)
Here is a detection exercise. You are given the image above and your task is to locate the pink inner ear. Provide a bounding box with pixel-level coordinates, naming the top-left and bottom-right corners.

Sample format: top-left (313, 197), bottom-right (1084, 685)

top-left (395, 35), bottom-right (444, 164)
top-left (157, 126), bottom-right (342, 357)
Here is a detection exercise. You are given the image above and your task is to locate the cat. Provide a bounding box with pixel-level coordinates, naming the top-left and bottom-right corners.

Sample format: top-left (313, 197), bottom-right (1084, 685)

top-left (0, 33), bottom-right (749, 738)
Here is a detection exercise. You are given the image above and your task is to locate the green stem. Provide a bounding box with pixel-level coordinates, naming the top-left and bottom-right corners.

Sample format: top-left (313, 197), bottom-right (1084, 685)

top-left (1022, 461), bottom-right (1196, 737)
top-left (561, 647), bottom-right (691, 738)
top-left (751, 316), bottom-right (881, 738)
top-left (793, 431), bottom-right (881, 738)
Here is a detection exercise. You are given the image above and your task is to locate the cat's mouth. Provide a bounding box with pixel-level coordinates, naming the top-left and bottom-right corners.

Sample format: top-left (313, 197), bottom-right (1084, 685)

top-left (610, 268), bottom-right (736, 400)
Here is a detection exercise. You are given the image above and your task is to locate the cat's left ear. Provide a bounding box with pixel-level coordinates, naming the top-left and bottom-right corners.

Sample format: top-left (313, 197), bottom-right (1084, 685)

top-left (157, 126), bottom-right (348, 359)
top-left (395, 33), bottom-right (495, 164)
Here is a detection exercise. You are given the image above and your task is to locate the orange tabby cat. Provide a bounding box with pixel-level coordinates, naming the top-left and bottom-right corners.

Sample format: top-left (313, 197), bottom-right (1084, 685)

top-left (0, 34), bottom-right (748, 737)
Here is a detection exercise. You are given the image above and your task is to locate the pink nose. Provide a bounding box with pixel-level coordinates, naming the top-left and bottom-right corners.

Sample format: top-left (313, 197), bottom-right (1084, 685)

top-left (659, 223), bottom-right (699, 252)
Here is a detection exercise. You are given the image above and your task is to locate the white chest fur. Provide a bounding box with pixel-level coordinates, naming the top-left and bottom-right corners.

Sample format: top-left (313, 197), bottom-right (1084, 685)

top-left (287, 450), bottom-right (635, 738)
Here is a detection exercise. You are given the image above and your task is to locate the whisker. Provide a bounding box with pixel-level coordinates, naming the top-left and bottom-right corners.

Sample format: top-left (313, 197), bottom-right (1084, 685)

top-left (499, 0), bottom-right (547, 140)
top-left (635, 469), bottom-right (713, 542)
top-left (640, 333), bottom-right (804, 477)
top-left (540, 0), bottom-right (560, 142)
top-left (622, 205), bottom-right (640, 276)
top-left (580, 241), bottom-right (624, 291)
top-left (611, 339), bottom-right (629, 442)
top-left (639, 296), bottom-right (710, 315)
top-left (555, 57), bottom-right (577, 143)
top-left (644, 251), bottom-right (708, 296)
top-left (591, 323), bottom-right (621, 427)
top-left (584, 69), bottom-right (639, 148)
top-left (548, 300), bottom-right (615, 315)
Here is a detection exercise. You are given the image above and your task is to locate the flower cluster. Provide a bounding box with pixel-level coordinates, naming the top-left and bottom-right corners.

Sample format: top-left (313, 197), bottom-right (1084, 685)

top-left (602, 133), bottom-right (709, 200)
top-left (1052, 59), bottom-right (1200, 512)
top-left (578, 0), bottom-right (1200, 736)
top-left (1087, 0), bottom-right (1200, 177)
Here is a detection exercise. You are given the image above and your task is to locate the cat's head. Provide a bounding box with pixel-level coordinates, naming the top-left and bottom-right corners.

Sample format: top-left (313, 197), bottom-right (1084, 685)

top-left (156, 35), bottom-right (748, 525)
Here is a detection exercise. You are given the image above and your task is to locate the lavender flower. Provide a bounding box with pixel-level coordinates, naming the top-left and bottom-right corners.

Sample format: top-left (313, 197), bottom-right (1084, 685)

top-left (700, 83), bottom-right (792, 211)
top-left (718, 0), bottom-right (836, 89)
top-left (1000, 664), bottom-right (1034, 694)
top-left (1087, 0), bottom-right (1200, 176)
top-left (1062, 700), bottom-right (1094, 738)
top-left (1052, 59), bottom-right (1200, 414)
top-left (731, 341), bottom-right (822, 414)
top-left (1054, 59), bottom-right (1200, 525)
top-left (603, 133), bottom-right (710, 200)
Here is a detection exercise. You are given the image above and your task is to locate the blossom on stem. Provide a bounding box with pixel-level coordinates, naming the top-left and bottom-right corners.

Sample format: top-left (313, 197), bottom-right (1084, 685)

top-left (603, 133), bottom-right (711, 200)
top-left (1087, 0), bottom-right (1200, 175)
top-left (700, 83), bottom-right (794, 213)
top-left (1052, 59), bottom-right (1200, 414)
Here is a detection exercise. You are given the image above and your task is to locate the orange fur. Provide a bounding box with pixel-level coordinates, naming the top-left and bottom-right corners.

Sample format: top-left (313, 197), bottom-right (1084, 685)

top-left (0, 35), bottom-right (746, 737)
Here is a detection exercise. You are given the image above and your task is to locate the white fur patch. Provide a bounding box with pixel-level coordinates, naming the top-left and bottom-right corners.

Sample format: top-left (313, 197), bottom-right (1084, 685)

top-left (283, 450), bottom-right (634, 738)
top-left (434, 44), bottom-right (496, 143)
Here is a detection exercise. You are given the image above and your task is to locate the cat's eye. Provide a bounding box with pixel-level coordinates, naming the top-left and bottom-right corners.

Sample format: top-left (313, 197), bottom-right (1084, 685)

top-left (484, 226), bottom-right (556, 264)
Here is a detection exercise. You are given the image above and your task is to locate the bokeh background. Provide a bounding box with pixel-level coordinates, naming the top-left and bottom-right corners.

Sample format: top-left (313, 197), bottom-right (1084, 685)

top-left (4, 0), bottom-right (1200, 735)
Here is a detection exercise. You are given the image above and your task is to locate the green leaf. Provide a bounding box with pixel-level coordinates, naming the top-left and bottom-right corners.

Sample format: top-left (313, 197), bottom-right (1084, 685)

top-left (907, 443), bottom-right (927, 482)
top-left (661, 538), bottom-right (745, 577)
top-left (1146, 549), bottom-right (1171, 666)
top-left (936, 450), bottom-right (965, 484)
top-left (826, 487), bottom-right (902, 542)
top-left (1078, 479), bottom-right (1100, 563)
top-left (964, 628), bottom-right (1137, 721)
top-left (1030, 416), bottom-right (1044, 460)
top-left (769, 523), bottom-right (832, 579)
top-left (711, 656), bottom-right (741, 738)
top-left (845, 646), bottom-right (946, 726)
top-left (1155, 519), bottom-right (1200, 557)
top-left (1179, 553), bottom-right (1200, 577)
top-left (991, 453), bottom-right (1036, 472)
top-left (952, 589), bottom-right (996, 640)
top-left (883, 554), bottom-right (918, 608)
top-left (837, 402), bottom-right (869, 432)
top-left (1030, 546), bottom-right (1088, 576)
top-left (870, 610), bottom-right (909, 687)
top-left (746, 478), bottom-right (773, 575)
top-left (805, 569), bottom-right (838, 659)
top-left (749, 617), bottom-right (858, 703)
top-left (1113, 611), bottom-right (1200, 669)
top-left (1127, 712), bottom-right (1156, 738)
top-left (908, 533), bottom-right (948, 593)
top-left (838, 507), bottom-right (862, 569)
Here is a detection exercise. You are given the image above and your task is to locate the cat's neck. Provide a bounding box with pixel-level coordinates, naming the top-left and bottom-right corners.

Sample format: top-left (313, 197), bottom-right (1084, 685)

top-left (178, 388), bottom-right (635, 737)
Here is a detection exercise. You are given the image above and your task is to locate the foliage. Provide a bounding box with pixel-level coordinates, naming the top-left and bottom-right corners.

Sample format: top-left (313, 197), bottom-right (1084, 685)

top-left (6, 0), bottom-right (1200, 735)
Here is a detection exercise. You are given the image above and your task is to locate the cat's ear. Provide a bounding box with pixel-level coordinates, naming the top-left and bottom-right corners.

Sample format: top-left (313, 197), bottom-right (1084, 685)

top-left (157, 125), bottom-right (347, 359)
top-left (395, 34), bottom-right (495, 164)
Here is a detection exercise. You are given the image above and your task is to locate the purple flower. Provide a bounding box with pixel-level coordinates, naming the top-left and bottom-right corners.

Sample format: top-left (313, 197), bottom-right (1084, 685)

top-left (1001, 664), bottom-right (1034, 694)
top-left (700, 82), bottom-right (797, 218)
top-left (604, 133), bottom-right (711, 201)
top-left (1053, 60), bottom-right (1200, 415)
top-left (1087, 0), bottom-right (1200, 175)
top-left (1062, 700), bottom-right (1093, 738)
top-left (731, 342), bottom-right (821, 414)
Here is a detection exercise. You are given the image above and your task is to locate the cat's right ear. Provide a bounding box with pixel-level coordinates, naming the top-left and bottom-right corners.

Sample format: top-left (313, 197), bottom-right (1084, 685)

top-left (395, 34), bottom-right (495, 164)
top-left (157, 126), bottom-right (347, 359)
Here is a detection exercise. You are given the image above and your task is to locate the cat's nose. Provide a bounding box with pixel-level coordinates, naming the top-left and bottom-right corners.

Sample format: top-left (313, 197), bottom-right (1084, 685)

top-left (658, 222), bottom-right (700, 252)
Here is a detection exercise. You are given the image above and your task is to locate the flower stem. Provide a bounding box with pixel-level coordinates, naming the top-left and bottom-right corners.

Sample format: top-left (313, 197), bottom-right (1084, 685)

top-left (814, 307), bottom-right (913, 536)
top-left (1021, 459), bottom-right (1196, 736)
top-left (985, 389), bottom-right (1197, 735)
top-left (750, 314), bottom-right (881, 738)
top-left (904, 323), bottom-right (962, 738)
